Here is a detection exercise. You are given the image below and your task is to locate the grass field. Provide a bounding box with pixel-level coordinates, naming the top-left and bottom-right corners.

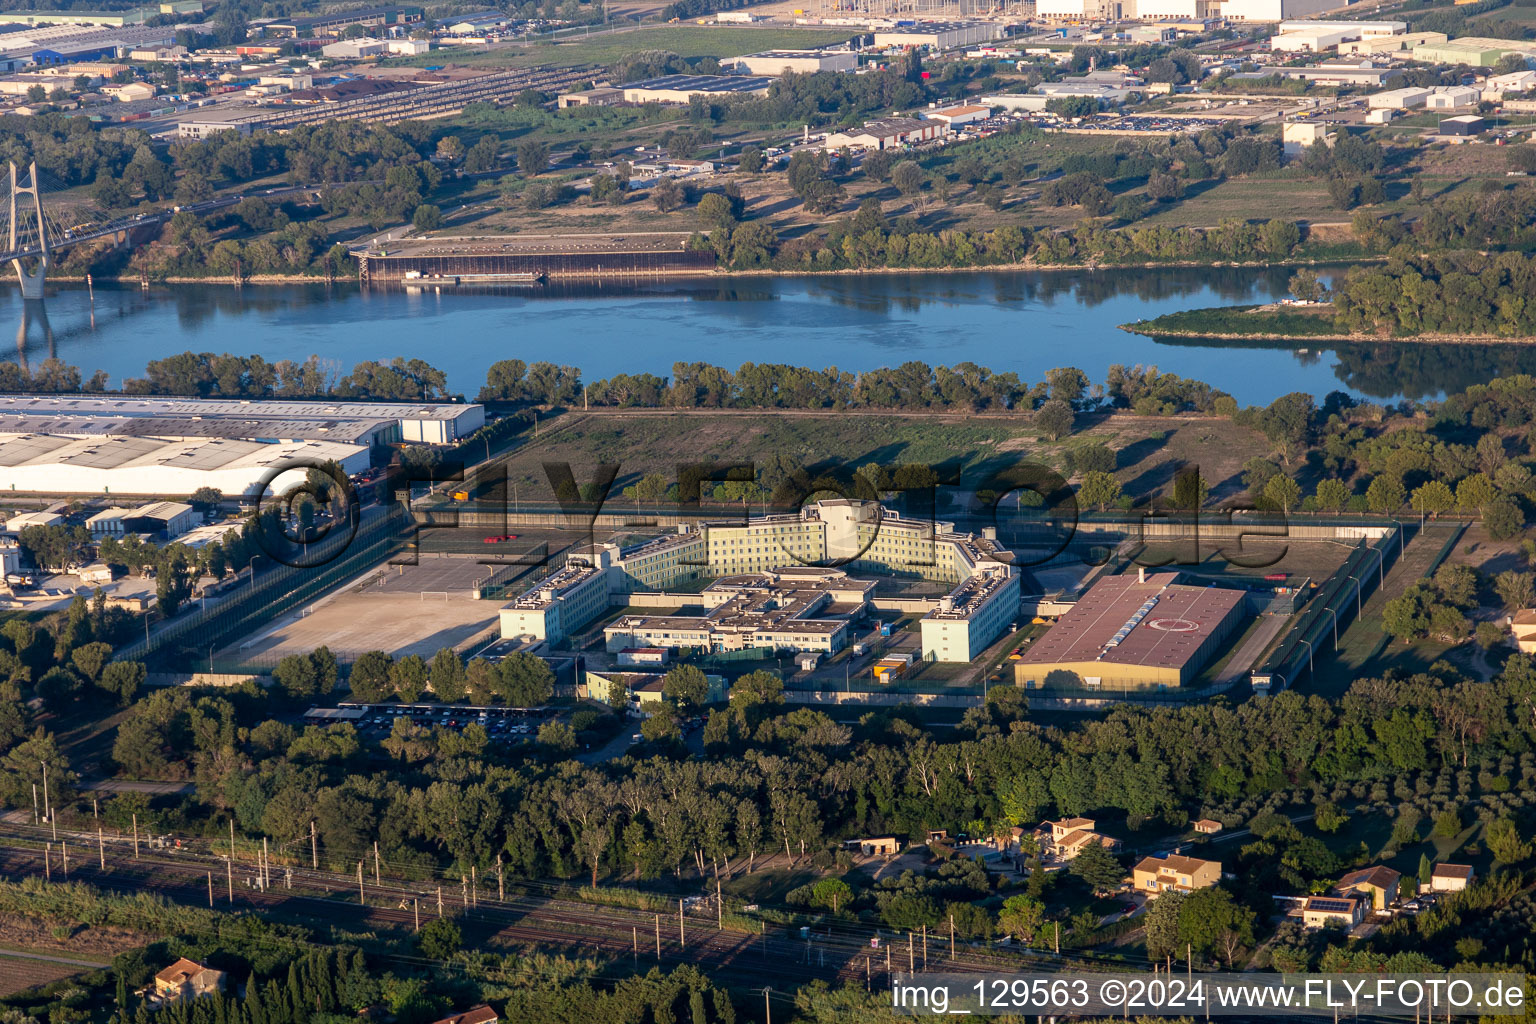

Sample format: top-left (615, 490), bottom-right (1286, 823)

top-left (392, 25), bottom-right (857, 68)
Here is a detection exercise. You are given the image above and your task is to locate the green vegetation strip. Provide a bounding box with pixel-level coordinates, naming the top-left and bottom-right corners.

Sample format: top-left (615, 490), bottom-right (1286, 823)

top-left (1124, 305), bottom-right (1355, 340)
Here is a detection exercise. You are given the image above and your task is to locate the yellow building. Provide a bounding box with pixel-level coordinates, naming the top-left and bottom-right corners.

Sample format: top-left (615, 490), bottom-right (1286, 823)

top-left (1334, 866), bottom-right (1400, 910)
top-left (1301, 895), bottom-right (1364, 930)
top-left (1132, 854), bottom-right (1220, 896)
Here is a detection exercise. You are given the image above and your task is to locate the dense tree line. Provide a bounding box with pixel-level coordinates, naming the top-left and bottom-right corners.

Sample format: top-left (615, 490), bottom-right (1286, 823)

top-left (118, 352), bottom-right (452, 401)
top-left (1334, 251), bottom-right (1536, 339)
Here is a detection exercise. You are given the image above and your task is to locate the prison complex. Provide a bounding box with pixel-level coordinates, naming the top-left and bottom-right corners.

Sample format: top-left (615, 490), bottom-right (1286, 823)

top-left (499, 499), bottom-right (1019, 662)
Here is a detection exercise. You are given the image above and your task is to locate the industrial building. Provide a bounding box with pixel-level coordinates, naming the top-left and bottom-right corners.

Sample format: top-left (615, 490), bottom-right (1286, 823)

top-left (321, 38), bottom-right (390, 59)
top-left (501, 499), bottom-right (1018, 663)
top-left (1013, 570), bottom-right (1247, 690)
top-left (1412, 37), bottom-right (1536, 67)
top-left (730, 49), bottom-right (858, 75)
top-left (557, 86), bottom-right (625, 107)
top-left (620, 74), bottom-right (773, 104)
top-left (603, 567), bottom-right (876, 655)
top-left (0, 395), bottom-right (486, 446)
top-left (1283, 120), bottom-right (1330, 155)
top-left (1426, 85), bottom-right (1480, 108)
top-left (1438, 114), bottom-right (1485, 136)
top-left (871, 21), bottom-right (1002, 49)
top-left (1338, 30), bottom-right (1445, 54)
top-left (1219, 0), bottom-right (1334, 21)
top-left (0, 435), bottom-right (368, 498)
top-left (920, 102), bottom-right (993, 125)
top-left (1368, 86), bottom-right (1432, 109)
top-left (264, 6), bottom-right (424, 38)
top-left (87, 500), bottom-right (195, 540)
top-left (1242, 61), bottom-right (1402, 87)
top-left (824, 116), bottom-right (946, 150)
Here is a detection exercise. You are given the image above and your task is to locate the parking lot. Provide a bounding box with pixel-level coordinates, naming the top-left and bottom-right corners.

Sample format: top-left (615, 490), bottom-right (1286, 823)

top-left (339, 701), bottom-right (556, 741)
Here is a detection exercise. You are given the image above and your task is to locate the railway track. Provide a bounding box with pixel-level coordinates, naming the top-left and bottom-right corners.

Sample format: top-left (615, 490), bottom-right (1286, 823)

top-left (0, 822), bottom-right (1146, 989)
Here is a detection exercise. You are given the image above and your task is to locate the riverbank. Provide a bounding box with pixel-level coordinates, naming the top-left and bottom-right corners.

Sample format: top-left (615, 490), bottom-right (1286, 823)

top-left (1122, 304), bottom-right (1536, 346)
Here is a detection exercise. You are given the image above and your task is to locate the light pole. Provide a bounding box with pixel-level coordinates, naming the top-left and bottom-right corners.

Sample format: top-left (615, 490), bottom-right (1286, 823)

top-left (1345, 574), bottom-right (1362, 617)
top-left (248, 555), bottom-right (259, 587)
top-left (41, 760), bottom-right (52, 840)
top-left (1296, 637), bottom-right (1313, 678)
top-left (1321, 605), bottom-right (1338, 648)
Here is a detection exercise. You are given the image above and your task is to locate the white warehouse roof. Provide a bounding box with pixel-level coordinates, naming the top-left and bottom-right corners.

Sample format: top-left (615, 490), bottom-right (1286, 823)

top-left (0, 434), bottom-right (370, 498)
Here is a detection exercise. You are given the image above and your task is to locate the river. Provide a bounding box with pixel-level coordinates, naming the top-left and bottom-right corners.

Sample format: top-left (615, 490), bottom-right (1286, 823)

top-left (7, 266), bottom-right (1534, 405)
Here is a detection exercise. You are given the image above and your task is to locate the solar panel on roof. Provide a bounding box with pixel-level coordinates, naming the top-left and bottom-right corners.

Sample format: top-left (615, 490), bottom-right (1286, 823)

top-left (1308, 899), bottom-right (1355, 912)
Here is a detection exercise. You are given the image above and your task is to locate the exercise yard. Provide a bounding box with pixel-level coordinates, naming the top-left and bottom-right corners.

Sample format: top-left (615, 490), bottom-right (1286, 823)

top-left (218, 556), bottom-right (507, 663)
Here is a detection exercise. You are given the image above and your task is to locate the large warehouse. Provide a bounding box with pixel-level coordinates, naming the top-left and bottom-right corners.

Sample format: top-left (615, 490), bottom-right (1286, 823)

top-left (621, 74), bottom-right (773, 103)
top-left (1014, 570), bottom-right (1246, 690)
top-left (0, 395), bottom-right (484, 446)
top-left (872, 21), bottom-right (1002, 49)
top-left (730, 49), bottom-right (857, 75)
top-left (0, 435), bottom-right (369, 498)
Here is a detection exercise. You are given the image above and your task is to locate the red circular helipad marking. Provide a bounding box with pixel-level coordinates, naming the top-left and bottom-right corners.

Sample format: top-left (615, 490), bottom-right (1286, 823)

top-left (1148, 618), bottom-right (1199, 632)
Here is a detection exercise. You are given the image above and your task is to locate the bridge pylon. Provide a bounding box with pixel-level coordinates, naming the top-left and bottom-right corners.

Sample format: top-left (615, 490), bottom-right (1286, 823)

top-left (8, 161), bottom-right (49, 300)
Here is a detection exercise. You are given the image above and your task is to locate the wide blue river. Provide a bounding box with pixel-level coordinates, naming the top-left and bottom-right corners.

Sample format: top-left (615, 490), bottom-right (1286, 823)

top-left (5, 266), bottom-right (1531, 404)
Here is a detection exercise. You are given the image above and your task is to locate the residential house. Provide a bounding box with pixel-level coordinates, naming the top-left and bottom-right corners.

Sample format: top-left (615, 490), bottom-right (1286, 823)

top-left (1193, 819), bottom-right (1223, 834)
top-left (1301, 895), bottom-right (1364, 930)
top-left (1034, 817), bottom-right (1121, 861)
top-left (846, 837), bottom-right (900, 856)
top-left (430, 1008), bottom-right (498, 1024)
top-left (1510, 609), bottom-right (1536, 652)
top-left (1334, 865), bottom-right (1400, 911)
top-left (1429, 863), bottom-right (1474, 893)
top-left (152, 959), bottom-right (225, 1004)
top-left (1132, 854), bottom-right (1221, 896)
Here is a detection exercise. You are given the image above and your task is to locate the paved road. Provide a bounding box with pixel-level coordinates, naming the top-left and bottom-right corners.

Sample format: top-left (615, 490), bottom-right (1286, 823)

top-left (79, 779), bottom-right (195, 796)
top-left (0, 950), bottom-right (106, 970)
top-left (1215, 612), bottom-right (1290, 684)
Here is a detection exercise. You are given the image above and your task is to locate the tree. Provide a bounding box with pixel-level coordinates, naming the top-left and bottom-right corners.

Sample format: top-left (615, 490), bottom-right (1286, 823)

top-left (737, 146), bottom-right (763, 173)
top-left (349, 650), bottom-right (393, 702)
top-left (1036, 399), bottom-right (1073, 441)
top-left (518, 139), bottom-right (550, 176)
top-left (891, 160), bottom-right (924, 197)
top-left (1486, 818), bottom-right (1531, 863)
top-left (1146, 172), bottom-right (1183, 202)
top-left (662, 664), bottom-right (709, 711)
top-left (273, 652), bottom-right (320, 698)
top-left (1143, 890), bottom-right (1186, 960)
top-left (1289, 268), bottom-right (1327, 303)
top-left (412, 204), bottom-right (443, 231)
top-left (1078, 471), bottom-right (1122, 512)
top-left (390, 655), bottom-right (428, 702)
top-left (1068, 841), bottom-right (1124, 893)
top-left (188, 486), bottom-right (222, 513)
top-left (810, 877), bottom-right (854, 913)
top-left (430, 647), bottom-right (465, 702)
top-left (1411, 480), bottom-right (1455, 517)
top-left (997, 894), bottom-right (1045, 944)
top-left (98, 661), bottom-right (146, 706)
top-left (696, 192), bottom-right (735, 231)
top-left (652, 176), bottom-right (683, 212)
top-left (416, 917), bottom-right (460, 959)
top-left (498, 651), bottom-right (554, 706)
top-left (1366, 475), bottom-right (1405, 514)
top-left (1315, 478), bottom-right (1350, 513)
top-left (1494, 570), bottom-right (1534, 611)
top-left (1262, 473), bottom-right (1302, 513)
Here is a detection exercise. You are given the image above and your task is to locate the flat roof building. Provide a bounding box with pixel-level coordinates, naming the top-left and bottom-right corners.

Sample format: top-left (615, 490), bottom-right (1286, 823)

top-left (604, 567), bottom-right (875, 655)
top-left (1014, 570), bottom-right (1246, 690)
top-left (503, 499), bottom-right (1017, 662)
top-left (558, 85), bottom-right (624, 108)
top-left (1368, 86), bottom-right (1432, 109)
top-left (1427, 85), bottom-right (1480, 108)
top-left (730, 49), bottom-right (857, 75)
top-left (0, 434), bottom-right (369, 498)
top-left (0, 394), bottom-right (484, 445)
top-left (1413, 37), bottom-right (1536, 67)
top-left (499, 545), bottom-right (617, 646)
top-left (1438, 113), bottom-right (1484, 135)
top-left (621, 74), bottom-right (772, 104)
top-left (921, 102), bottom-right (992, 125)
top-left (872, 21), bottom-right (1003, 49)
top-left (824, 116), bottom-right (946, 150)
top-left (1219, 0), bottom-right (1334, 21)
